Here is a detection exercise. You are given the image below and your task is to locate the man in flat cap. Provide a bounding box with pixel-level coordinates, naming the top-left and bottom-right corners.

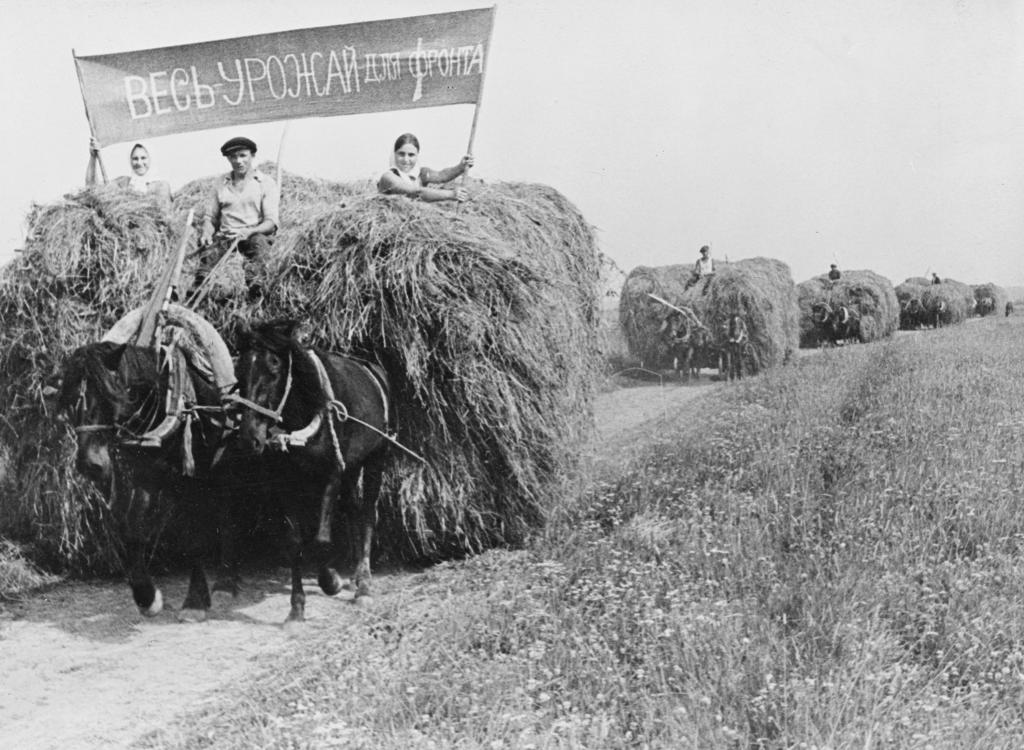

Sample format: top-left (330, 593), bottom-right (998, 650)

top-left (195, 136), bottom-right (279, 299)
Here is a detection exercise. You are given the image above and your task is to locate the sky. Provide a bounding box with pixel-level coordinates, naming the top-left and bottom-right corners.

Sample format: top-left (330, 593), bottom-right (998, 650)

top-left (1, 0), bottom-right (1022, 290)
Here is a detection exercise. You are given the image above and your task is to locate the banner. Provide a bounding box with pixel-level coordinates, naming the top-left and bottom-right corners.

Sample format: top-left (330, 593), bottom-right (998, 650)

top-left (74, 8), bottom-right (494, 146)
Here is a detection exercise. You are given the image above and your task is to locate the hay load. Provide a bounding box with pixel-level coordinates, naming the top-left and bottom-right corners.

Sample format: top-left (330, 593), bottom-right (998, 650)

top-left (895, 281), bottom-right (928, 330)
top-left (972, 282), bottom-right (1009, 317)
top-left (920, 281), bottom-right (973, 326)
top-left (619, 258), bottom-right (799, 372)
top-left (259, 182), bottom-right (602, 560)
top-left (796, 270), bottom-right (899, 347)
top-left (0, 185), bottom-right (186, 569)
top-left (2, 173), bottom-right (600, 568)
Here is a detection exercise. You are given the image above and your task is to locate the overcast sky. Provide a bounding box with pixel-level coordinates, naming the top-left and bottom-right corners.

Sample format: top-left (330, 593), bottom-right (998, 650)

top-left (1, 0), bottom-right (1022, 288)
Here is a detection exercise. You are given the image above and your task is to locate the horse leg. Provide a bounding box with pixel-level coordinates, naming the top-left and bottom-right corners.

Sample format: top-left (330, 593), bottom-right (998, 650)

top-left (316, 470), bottom-right (348, 597)
top-left (123, 487), bottom-right (163, 617)
top-left (285, 514), bottom-right (306, 623)
top-left (180, 489), bottom-right (212, 620)
top-left (211, 491), bottom-right (240, 599)
top-left (352, 457), bottom-right (384, 602)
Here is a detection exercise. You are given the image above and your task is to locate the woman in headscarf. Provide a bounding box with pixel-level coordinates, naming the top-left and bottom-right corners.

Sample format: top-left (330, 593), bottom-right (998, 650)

top-left (88, 139), bottom-right (172, 211)
top-left (377, 133), bottom-right (474, 203)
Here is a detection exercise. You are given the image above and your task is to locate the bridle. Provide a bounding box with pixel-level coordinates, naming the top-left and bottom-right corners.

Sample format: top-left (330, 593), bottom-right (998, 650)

top-left (224, 350), bottom-right (295, 425)
top-left (69, 379), bottom-right (116, 435)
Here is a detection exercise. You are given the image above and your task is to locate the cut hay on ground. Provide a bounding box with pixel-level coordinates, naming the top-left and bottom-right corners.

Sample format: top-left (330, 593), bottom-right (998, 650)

top-left (619, 258), bottom-right (799, 372)
top-left (972, 283), bottom-right (1009, 317)
top-left (1, 172), bottom-right (601, 568)
top-left (796, 270), bottom-right (899, 347)
top-left (259, 182), bottom-right (601, 560)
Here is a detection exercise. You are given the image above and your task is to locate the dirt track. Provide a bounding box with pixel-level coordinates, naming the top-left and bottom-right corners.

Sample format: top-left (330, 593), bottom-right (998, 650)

top-left (0, 378), bottom-right (716, 750)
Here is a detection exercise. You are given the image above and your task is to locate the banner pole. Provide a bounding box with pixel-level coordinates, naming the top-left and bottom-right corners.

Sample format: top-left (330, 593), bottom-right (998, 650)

top-left (73, 48), bottom-right (108, 185)
top-left (461, 5), bottom-right (497, 185)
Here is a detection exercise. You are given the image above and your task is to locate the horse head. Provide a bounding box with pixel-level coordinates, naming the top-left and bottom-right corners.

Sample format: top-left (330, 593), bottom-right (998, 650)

top-left (727, 313), bottom-right (749, 344)
top-left (234, 319), bottom-right (303, 455)
top-left (812, 301), bottom-right (834, 325)
top-left (58, 341), bottom-right (129, 486)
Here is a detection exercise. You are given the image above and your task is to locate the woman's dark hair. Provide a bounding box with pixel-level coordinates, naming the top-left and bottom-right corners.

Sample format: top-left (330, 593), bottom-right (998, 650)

top-left (393, 133), bottom-right (420, 153)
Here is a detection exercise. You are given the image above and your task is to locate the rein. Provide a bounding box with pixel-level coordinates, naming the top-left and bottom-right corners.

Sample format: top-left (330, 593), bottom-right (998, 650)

top-left (236, 348), bottom-right (426, 464)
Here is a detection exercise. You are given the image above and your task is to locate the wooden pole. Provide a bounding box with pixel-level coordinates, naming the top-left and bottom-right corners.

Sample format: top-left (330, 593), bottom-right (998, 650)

top-left (134, 209), bottom-right (194, 348)
top-left (72, 49), bottom-right (108, 185)
top-left (461, 5), bottom-right (497, 185)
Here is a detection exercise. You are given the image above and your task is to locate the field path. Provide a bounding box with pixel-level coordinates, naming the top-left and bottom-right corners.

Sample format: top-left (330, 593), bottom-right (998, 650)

top-left (0, 378), bottom-right (717, 750)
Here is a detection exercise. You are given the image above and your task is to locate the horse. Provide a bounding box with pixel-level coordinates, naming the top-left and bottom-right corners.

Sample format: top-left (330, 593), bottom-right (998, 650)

top-left (659, 310), bottom-right (716, 381)
top-left (926, 297), bottom-right (948, 328)
top-left (812, 302), bottom-right (862, 345)
top-left (721, 313), bottom-right (754, 381)
top-left (976, 296), bottom-right (995, 317)
top-left (58, 332), bottom-right (242, 620)
top-left (233, 320), bottom-right (392, 621)
top-left (900, 298), bottom-right (925, 330)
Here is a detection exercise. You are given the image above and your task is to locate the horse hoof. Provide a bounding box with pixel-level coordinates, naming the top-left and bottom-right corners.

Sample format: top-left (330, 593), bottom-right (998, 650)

top-left (177, 607), bottom-right (207, 623)
top-left (317, 570), bottom-right (344, 596)
top-left (139, 589), bottom-right (163, 618)
top-left (211, 589), bottom-right (235, 608)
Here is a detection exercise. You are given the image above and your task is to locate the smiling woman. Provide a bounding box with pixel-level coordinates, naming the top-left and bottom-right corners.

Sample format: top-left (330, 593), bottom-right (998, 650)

top-left (377, 132), bottom-right (474, 203)
top-left (87, 139), bottom-right (172, 211)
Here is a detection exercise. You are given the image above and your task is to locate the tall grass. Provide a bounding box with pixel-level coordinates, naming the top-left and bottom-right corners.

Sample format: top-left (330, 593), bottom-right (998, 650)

top-left (142, 319), bottom-right (1024, 749)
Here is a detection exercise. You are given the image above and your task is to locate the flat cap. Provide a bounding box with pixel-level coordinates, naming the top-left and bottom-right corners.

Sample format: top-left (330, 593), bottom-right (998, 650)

top-left (220, 136), bottom-right (257, 156)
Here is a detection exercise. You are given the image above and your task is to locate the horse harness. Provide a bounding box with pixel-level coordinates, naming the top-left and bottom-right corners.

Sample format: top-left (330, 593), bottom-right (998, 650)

top-left (227, 348), bottom-right (425, 466)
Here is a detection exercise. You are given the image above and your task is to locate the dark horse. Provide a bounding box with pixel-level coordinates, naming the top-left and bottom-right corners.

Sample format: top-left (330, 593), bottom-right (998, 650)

top-left (659, 310), bottom-right (717, 381)
top-left (233, 320), bottom-right (391, 621)
top-left (721, 313), bottom-right (754, 381)
top-left (812, 302), bottom-right (863, 346)
top-left (58, 334), bottom-right (240, 619)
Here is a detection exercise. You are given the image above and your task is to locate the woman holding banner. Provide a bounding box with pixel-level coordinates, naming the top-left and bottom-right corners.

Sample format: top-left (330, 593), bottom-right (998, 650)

top-left (377, 133), bottom-right (474, 203)
top-left (87, 139), bottom-right (172, 211)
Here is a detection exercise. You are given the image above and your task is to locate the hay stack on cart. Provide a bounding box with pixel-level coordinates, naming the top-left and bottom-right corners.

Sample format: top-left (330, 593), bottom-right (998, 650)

top-left (972, 282), bottom-right (1009, 317)
top-left (0, 174), bottom-right (602, 568)
top-left (797, 269), bottom-right (899, 347)
top-left (619, 257), bottom-right (799, 372)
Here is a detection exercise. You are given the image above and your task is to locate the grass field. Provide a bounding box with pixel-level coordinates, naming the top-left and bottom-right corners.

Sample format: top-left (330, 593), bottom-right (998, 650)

top-left (129, 317), bottom-right (1024, 748)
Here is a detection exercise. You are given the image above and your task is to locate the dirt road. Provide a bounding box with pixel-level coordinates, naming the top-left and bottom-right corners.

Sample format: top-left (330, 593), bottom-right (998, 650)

top-left (0, 378), bottom-right (716, 750)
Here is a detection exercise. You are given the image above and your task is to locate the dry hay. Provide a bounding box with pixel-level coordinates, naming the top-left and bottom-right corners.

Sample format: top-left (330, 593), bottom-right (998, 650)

top-left (1, 172), bottom-right (600, 568)
top-left (257, 182), bottom-right (601, 560)
top-left (972, 282), bottom-right (1008, 317)
top-left (0, 185), bottom-right (186, 569)
top-left (0, 171), bottom-right (374, 570)
top-left (796, 270), bottom-right (899, 347)
top-left (904, 276), bottom-right (931, 286)
top-left (619, 258), bottom-right (798, 372)
top-left (920, 281), bottom-right (973, 326)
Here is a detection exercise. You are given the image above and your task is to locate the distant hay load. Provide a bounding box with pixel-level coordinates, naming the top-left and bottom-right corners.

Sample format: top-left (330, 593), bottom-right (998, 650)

top-left (972, 282), bottom-right (1008, 317)
top-left (921, 281), bottom-right (973, 326)
top-left (259, 181), bottom-right (602, 561)
top-left (938, 278), bottom-right (976, 312)
top-left (619, 257), bottom-right (799, 372)
top-left (895, 281), bottom-right (927, 330)
top-left (904, 276), bottom-right (931, 286)
top-left (796, 270), bottom-right (899, 347)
